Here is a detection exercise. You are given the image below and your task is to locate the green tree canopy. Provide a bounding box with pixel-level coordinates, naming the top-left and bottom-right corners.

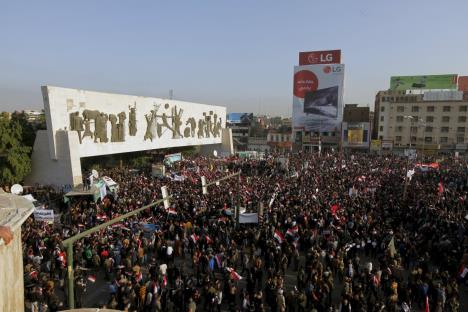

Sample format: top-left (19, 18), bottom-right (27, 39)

top-left (0, 116), bottom-right (32, 186)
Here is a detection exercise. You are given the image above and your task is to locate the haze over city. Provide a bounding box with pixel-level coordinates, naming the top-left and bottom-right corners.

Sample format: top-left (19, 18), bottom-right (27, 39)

top-left (1, 0), bottom-right (468, 115)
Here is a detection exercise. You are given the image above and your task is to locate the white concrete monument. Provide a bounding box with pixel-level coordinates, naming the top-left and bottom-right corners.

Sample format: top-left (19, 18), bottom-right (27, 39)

top-left (26, 86), bottom-right (233, 187)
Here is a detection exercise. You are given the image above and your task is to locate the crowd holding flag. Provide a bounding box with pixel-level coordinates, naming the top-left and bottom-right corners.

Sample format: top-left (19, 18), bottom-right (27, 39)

top-left (226, 267), bottom-right (242, 281)
top-left (274, 229), bottom-right (285, 244)
top-left (286, 225), bottom-right (299, 237)
top-left (190, 233), bottom-right (199, 243)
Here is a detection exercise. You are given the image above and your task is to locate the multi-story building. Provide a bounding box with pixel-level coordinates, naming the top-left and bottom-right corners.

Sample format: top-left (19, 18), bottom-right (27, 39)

top-left (341, 104), bottom-right (371, 152)
top-left (267, 128), bottom-right (292, 152)
top-left (22, 110), bottom-right (44, 123)
top-left (227, 113), bottom-right (254, 151)
top-left (247, 136), bottom-right (270, 152)
top-left (375, 90), bottom-right (468, 154)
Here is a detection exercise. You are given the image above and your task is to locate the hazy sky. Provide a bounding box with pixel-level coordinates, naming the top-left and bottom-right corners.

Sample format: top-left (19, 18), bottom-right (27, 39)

top-left (1, 0), bottom-right (467, 116)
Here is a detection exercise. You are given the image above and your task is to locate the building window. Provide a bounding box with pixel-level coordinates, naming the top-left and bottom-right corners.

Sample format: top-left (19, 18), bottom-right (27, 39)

top-left (425, 126), bottom-right (433, 132)
top-left (426, 116), bottom-right (434, 122)
top-left (440, 137), bottom-right (448, 143)
top-left (380, 116), bottom-right (384, 122)
top-left (363, 130), bottom-right (368, 142)
top-left (410, 126), bottom-right (418, 133)
top-left (397, 106), bottom-right (404, 112)
top-left (443, 106), bottom-right (451, 112)
top-left (427, 106), bottom-right (435, 112)
top-left (457, 136), bottom-right (464, 143)
top-left (424, 137), bottom-right (432, 143)
top-left (379, 126), bottom-right (383, 131)
top-left (410, 136), bottom-right (417, 143)
top-left (412, 106), bottom-right (419, 112)
top-left (460, 106), bottom-right (467, 112)
top-left (380, 106), bottom-right (385, 112)
top-left (441, 127), bottom-right (449, 132)
top-left (395, 136), bottom-right (402, 142)
top-left (457, 127), bottom-right (465, 133)
top-left (442, 116), bottom-right (450, 122)
top-left (396, 116), bottom-right (404, 122)
top-left (396, 126), bottom-right (403, 132)
top-left (458, 116), bottom-right (466, 122)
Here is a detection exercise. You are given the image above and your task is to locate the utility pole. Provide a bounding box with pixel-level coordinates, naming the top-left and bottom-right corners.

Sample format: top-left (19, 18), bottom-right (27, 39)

top-left (402, 116), bottom-right (414, 200)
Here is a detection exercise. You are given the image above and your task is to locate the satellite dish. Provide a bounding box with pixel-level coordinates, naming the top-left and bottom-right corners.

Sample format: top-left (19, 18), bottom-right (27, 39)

top-left (213, 150), bottom-right (218, 157)
top-left (11, 184), bottom-right (24, 195)
top-left (92, 169), bottom-right (99, 179)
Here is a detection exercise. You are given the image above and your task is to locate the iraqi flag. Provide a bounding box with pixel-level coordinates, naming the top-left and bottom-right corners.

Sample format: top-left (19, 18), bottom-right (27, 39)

top-left (96, 214), bottom-right (108, 221)
top-left (191, 234), bottom-right (199, 243)
top-left (274, 229), bottom-right (285, 244)
top-left (286, 225), bottom-right (299, 237)
top-left (205, 235), bottom-right (213, 245)
top-left (292, 238), bottom-right (300, 249)
top-left (162, 275), bottom-right (167, 287)
top-left (29, 270), bottom-right (38, 279)
top-left (215, 254), bottom-right (223, 268)
top-left (438, 181), bottom-right (444, 195)
top-left (227, 267), bottom-right (242, 281)
top-left (87, 275), bottom-right (96, 283)
top-left (167, 208), bottom-right (177, 215)
top-left (425, 296), bottom-right (430, 312)
top-left (458, 264), bottom-right (468, 279)
top-left (331, 204), bottom-right (340, 216)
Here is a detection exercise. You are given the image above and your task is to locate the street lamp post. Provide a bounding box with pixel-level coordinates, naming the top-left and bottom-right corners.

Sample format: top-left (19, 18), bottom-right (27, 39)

top-left (403, 116), bottom-right (414, 200)
top-left (418, 119), bottom-right (427, 160)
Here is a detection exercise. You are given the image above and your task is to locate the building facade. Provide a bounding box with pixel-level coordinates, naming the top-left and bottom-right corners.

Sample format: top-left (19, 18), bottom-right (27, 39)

top-left (267, 129), bottom-right (293, 152)
top-left (375, 90), bottom-right (468, 154)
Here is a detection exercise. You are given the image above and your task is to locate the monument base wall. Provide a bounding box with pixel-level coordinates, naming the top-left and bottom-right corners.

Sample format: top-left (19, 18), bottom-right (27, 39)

top-left (199, 128), bottom-right (234, 156)
top-left (26, 130), bottom-right (82, 188)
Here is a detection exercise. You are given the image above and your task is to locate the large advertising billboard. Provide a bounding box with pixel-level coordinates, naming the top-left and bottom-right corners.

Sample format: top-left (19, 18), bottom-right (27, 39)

top-left (299, 50), bottom-right (341, 65)
top-left (459, 76), bottom-right (468, 91)
top-left (293, 64), bottom-right (345, 132)
top-left (390, 74), bottom-right (457, 90)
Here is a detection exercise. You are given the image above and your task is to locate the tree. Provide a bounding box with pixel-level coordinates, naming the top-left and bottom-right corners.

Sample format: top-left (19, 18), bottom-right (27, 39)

top-left (0, 116), bottom-right (32, 186)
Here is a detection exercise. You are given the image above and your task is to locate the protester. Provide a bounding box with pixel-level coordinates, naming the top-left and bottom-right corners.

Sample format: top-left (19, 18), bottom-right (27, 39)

top-left (19, 152), bottom-right (467, 311)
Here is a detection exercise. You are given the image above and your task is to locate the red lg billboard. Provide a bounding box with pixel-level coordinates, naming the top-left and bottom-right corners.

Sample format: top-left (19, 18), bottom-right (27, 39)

top-left (299, 50), bottom-right (341, 65)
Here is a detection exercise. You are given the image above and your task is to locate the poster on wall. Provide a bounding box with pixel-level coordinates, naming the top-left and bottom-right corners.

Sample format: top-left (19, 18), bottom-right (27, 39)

top-left (292, 64), bottom-right (345, 132)
top-left (348, 129), bottom-right (364, 145)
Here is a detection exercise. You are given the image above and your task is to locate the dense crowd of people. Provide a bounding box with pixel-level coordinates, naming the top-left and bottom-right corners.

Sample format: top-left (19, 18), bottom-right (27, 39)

top-left (16, 152), bottom-right (468, 311)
